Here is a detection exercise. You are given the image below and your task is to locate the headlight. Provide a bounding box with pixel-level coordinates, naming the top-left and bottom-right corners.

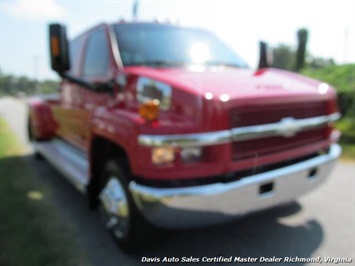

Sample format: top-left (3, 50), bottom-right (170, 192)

top-left (137, 77), bottom-right (172, 110)
top-left (152, 147), bottom-right (176, 165)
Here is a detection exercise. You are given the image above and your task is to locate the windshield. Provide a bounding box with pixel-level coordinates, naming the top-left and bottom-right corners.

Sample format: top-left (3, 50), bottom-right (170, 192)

top-left (113, 23), bottom-right (248, 68)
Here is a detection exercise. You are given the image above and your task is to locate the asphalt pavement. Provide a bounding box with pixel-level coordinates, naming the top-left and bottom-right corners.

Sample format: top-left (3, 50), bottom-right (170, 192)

top-left (0, 97), bottom-right (354, 266)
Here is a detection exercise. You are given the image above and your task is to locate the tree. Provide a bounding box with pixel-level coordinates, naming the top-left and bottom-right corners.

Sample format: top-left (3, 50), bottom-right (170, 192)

top-left (271, 44), bottom-right (294, 71)
top-left (0, 74), bottom-right (15, 96)
top-left (307, 57), bottom-right (335, 69)
top-left (0, 71), bottom-right (58, 96)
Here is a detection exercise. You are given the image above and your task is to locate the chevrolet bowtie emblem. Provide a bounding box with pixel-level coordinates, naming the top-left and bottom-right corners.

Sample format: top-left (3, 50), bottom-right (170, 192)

top-left (278, 117), bottom-right (300, 137)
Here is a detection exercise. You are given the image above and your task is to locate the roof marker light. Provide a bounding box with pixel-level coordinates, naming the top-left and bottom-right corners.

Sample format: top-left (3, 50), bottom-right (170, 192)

top-left (205, 92), bottom-right (213, 100)
top-left (220, 94), bottom-right (230, 102)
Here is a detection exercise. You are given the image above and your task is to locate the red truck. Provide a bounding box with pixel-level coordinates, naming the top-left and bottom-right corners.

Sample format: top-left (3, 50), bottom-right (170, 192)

top-left (28, 21), bottom-right (341, 250)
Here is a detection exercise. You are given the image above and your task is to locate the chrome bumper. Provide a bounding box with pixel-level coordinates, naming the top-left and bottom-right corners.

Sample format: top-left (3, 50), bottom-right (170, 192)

top-left (129, 144), bottom-right (341, 228)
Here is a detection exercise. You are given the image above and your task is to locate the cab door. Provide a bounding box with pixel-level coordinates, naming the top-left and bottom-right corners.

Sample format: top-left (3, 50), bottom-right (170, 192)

top-left (51, 35), bottom-right (86, 150)
top-left (79, 26), bottom-right (115, 149)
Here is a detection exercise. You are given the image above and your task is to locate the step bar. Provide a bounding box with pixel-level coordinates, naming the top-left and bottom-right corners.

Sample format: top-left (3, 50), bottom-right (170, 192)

top-left (35, 139), bottom-right (89, 193)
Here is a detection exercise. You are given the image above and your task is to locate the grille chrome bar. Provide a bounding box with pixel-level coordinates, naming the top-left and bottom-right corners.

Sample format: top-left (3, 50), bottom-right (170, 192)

top-left (138, 113), bottom-right (340, 148)
top-left (231, 112), bottom-right (340, 142)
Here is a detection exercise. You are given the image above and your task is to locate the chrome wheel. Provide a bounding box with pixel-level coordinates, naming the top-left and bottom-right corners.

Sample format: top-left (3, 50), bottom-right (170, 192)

top-left (98, 160), bottom-right (150, 251)
top-left (99, 176), bottom-right (130, 239)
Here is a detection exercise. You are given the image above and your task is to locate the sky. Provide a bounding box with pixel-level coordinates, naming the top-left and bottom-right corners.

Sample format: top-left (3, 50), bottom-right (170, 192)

top-left (1, 0), bottom-right (354, 81)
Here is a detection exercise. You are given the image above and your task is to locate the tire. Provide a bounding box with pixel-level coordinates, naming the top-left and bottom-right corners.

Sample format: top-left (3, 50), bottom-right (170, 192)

top-left (98, 159), bottom-right (149, 251)
top-left (28, 119), bottom-right (43, 160)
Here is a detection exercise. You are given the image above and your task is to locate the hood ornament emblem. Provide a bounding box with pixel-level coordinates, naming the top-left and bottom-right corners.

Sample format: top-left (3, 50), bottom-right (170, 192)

top-left (278, 117), bottom-right (300, 138)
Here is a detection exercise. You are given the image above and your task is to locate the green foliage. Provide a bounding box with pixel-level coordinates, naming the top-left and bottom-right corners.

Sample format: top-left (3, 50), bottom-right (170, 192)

top-left (336, 118), bottom-right (355, 142)
top-left (336, 118), bottom-right (355, 160)
top-left (0, 72), bottom-right (59, 96)
top-left (301, 64), bottom-right (355, 152)
top-left (301, 64), bottom-right (354, 93)
top-left (301, 64), bottom-right (355, 117)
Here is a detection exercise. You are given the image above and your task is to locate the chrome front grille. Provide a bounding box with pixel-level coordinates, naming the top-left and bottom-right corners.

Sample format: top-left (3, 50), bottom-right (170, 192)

top-left (232, 128), bottom-right (326, 160)
top-left (230, 101), bottom-right (327, 128)
top-left (230, 101), bottom-right (328, 161)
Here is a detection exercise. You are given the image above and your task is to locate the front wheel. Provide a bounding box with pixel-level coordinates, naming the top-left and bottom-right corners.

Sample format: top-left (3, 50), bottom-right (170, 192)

top-left (98, 159), bottom-right (148, 251)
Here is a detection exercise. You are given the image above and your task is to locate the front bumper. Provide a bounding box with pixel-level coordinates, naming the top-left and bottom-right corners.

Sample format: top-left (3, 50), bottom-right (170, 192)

top-left (129, 144), bottom-right (341, 228)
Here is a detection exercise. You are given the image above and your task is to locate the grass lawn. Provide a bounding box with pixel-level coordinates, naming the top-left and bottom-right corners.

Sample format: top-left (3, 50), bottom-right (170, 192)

top-left (0, 117), bottom-right (91, 266)
top-left (340, 143), bottom-right (355, 161)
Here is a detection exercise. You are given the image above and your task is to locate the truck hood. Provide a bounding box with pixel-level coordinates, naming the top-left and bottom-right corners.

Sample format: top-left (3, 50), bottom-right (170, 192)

top-left (125, 66), bottom-right (334, 101)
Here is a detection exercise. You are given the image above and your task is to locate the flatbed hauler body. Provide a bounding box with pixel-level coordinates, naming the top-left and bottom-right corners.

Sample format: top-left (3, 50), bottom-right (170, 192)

top-left (28, 22), bottom-right (341, 249)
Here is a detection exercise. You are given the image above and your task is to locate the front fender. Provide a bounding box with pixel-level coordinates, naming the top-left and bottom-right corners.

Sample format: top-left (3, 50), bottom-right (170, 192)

top-left (90, 107), bottom-right (141, 174)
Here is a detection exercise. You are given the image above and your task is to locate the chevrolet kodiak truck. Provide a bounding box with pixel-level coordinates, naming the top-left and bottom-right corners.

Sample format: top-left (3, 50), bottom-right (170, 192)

top-left (28, 21), bottom-right (341, 250)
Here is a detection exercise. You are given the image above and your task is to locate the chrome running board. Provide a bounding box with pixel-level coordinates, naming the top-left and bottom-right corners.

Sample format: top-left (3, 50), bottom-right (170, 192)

top-left (35, 139), bottom-right (89, 193)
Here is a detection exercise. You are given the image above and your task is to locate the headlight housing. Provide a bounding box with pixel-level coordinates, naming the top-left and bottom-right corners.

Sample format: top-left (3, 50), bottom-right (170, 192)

top-left (137, 77), bottom-right (172, 110)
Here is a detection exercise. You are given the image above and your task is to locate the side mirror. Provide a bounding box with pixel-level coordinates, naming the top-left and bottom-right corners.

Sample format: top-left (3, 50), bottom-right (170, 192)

top-left (258, 41), bottom-right (273, 69)
top-left (49, 24), bottom-right (70, 73)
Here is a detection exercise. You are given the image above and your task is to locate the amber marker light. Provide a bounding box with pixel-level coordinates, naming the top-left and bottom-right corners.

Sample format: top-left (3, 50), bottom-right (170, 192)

top-left (139, 99), bottom-right (160, 121)
top-left (51, 36), bottom-right (60, 57)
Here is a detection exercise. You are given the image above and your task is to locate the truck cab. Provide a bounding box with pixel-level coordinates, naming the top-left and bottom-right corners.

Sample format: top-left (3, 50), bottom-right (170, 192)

top-left (28, 21), bottom-right (341, 250)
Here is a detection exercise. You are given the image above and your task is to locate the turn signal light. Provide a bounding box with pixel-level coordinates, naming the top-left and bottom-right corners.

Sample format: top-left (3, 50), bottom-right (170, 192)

top-left (139, 100), bottom-right (160, 121)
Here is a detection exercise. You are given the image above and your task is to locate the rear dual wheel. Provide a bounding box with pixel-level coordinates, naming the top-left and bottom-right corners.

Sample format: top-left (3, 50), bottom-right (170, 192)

top-left (28, 119), bottom-right (43, 159)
